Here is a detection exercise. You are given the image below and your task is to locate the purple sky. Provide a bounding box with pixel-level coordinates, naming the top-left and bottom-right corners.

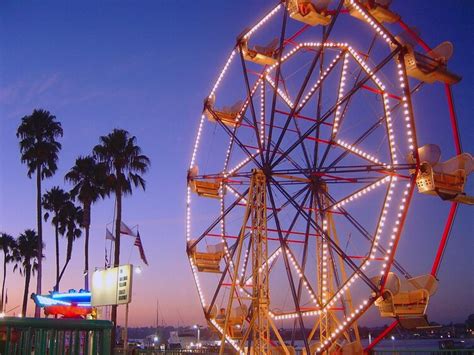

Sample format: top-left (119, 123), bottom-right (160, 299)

top-left (0, 1), bottom-right (473, 327)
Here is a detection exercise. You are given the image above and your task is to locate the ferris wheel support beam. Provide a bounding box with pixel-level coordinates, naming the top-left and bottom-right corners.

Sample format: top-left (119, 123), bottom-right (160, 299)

top-left (291, 190), bottom-right (314, 345)
top-left (267, 182), bottom-right (312, 354)
top-left (271, 47), bottom-right (400, 169)
top-left (269, 0), bottom-right (346, 164)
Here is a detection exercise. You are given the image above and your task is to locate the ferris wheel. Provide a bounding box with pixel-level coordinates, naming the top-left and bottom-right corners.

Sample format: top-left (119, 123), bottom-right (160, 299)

top-left (186, 0), bottom-right (473, 354)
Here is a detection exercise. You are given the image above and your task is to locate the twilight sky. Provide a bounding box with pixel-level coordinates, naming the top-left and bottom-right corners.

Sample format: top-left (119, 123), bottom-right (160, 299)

top-left (0, 1), bottom-right (473, 328)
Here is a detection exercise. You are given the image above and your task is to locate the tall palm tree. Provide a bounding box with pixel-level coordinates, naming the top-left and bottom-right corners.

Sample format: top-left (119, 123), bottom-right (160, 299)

top-left (16, 109), bottom-right (63, 317)
top-left (65, 156), bottom-right (107, 290)
top-left (42, 187), bottom-right (70, 290)
top-left (0, 233), bottom-right (16, 312)
top-left (56, 201), bottom-right (83, 290)
top-left (93, 128), bottom-right (150, 338)
top-left (13, 229), bottom-right (43, 317)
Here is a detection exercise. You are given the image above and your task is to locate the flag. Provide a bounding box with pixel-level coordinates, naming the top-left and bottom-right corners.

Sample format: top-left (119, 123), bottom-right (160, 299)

top-left (134, 231), bottom-right (148, 266)
top-left (120, 221), bottom-right (136, 236)
top-left (105, 247), bottom-right (109, 267)
top-left (106, 228), bottom-right (115, 241)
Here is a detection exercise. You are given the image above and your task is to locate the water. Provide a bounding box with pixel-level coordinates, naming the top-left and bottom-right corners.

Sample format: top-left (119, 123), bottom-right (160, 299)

top-left (290, 338), bottom-right (474, 351)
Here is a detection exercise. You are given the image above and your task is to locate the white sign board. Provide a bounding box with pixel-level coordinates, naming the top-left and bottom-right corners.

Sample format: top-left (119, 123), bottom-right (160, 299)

top-left (91, 264), bottom-right (133, 306)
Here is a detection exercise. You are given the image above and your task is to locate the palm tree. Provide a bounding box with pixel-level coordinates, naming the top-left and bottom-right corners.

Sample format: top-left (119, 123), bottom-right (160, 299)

top-left (16, 109), bottom-right (63, 317)
top-left (65, 156), bottom-right (107, 290)
top-left (13, 229), bottom-right (43, 317)
top-left (0, 233), bottom-right (16, 312)
top-left (56, 201), bottom-right (83, 290)
top-left (42, 187), bottom-right (70, 290)
top-left (93, 128), bottom-right (150, 336)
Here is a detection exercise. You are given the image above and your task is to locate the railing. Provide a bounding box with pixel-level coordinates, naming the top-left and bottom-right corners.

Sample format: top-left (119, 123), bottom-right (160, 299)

top-left (0, 317), bottom-right (113, 354)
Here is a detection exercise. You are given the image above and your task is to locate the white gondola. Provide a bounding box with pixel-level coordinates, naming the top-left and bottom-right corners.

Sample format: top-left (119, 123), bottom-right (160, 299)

top-left (392, 33), bottom-right (462, 85)
top-left (204, 94), bottom-right (243, 128)
top-left (410, 144), bottom-right (474, 205)
top-left (241, 37), bottom-right (280, 66)
top-left (187, 240), bottom-right (225, 273)
top-left (188, 165), bottom-right (221, 199)
top-left (288, 0), bottom-right (332, 26)
top-left (345, 0), bottom-right (400, 23)
top-left (214, 305), bottom-right (248, 339)
top-left (372, 273), bottom-right (438, 329)
top-left (403, 41), bottom-right (461, 84)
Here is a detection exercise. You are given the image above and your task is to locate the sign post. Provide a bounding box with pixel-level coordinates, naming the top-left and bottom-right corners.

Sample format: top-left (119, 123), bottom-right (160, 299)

top-left (91, 264), bottom-right (133, 352)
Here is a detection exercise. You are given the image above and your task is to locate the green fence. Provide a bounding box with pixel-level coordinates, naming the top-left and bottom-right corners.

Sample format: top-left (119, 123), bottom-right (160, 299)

top-left (0, 317), bottom-right (113, 354)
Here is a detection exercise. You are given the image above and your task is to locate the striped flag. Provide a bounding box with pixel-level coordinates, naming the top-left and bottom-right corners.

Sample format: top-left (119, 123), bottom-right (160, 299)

top-left (134, 231), bottom-right (148, 266)
top-left (105, 228), bottom-right (115, 241)
top-left (120, 221), bottom-right (136, 237)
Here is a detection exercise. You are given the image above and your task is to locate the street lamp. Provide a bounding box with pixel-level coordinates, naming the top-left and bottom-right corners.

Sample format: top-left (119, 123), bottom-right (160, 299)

top-left (193, 325), bottom-right (201, 344)
top-left (391, 335), bottom-right (395, 350)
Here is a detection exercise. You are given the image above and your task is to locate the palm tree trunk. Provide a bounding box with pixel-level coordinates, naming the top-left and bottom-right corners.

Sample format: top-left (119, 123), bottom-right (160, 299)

top-left (111, 188), bottom-right (122, 352)
top-left (56, 235), bottom-right (73, 289)
top-left (55, 224), bottom-right (59, 291)
top-left (84, 217), bottom-right (90, 290)
top-left (35, 166), bottom-right (42, 318)
top-left (1, 258), bottom-right (6, 312)
top-left (83, 202), bottom-right (91, 290)
top-left (57, 258), bottom-right (70, 288)
top-left (22, 267), bottom-right (31, 316)
top-left (114, 189), bottom-right (122, 267)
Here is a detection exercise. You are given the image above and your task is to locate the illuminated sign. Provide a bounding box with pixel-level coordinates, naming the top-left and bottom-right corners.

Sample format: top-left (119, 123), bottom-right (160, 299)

top-left (91, 264), bottom-right (133, 306)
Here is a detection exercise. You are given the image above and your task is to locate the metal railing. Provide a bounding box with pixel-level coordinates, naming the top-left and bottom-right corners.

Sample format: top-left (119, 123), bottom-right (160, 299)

top-left (0, 317), bottom-right (113, 354)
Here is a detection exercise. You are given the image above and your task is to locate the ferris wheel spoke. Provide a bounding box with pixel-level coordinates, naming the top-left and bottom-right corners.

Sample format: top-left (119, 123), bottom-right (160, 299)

top-left (270, 50), bottom-right (346, 164)
top-left (206, 106), bottom-right (264, 169)
top-left (331, 34), bottom-right (378, 142)
top-left (189, 187), bottom-right (250, 252)
top-left (243, 186), bottom-right (313, 290)
top-left (265, 3), bottom-right (290, 165)
top-left (321, 188), bottom-right (412, 279)
top-left (238, 47), bottom-right (265, 162)
top-left (322, 81), bottom-right (425, 173)
top-left (272, 47), bottom-right (400, 169)
top-left (324, 176), bottom-right (390, 211)
top-left (270, 177), bottom-right (379, 293)
top-left (268, 3), bottom-right (345, 166)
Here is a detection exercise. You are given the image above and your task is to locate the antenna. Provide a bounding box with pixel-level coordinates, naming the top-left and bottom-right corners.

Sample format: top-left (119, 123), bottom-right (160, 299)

top-left (156, 298), bottom-right (159, 330)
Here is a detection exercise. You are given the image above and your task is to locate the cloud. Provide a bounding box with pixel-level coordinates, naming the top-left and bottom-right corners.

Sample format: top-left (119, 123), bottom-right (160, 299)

top-left (0, 73), bottom-right (60, 107)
